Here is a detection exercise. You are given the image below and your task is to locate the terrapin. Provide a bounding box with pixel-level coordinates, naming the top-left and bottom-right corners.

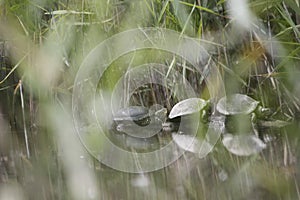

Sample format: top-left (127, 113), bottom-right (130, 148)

top-left (169, 95), bottom-right (267, 157)
top-left (216, 94), bottom-right (269, 156)
top-left (216, 93), bottom-right (270, 118)
top-left (113, 105), bottom-right (167, 138)
top-left (113, 106), bottom-right (150, 126)
top-left (168, 98), bottom-right (218, 157)
top-left (216, 93), bottom-right (271, 134)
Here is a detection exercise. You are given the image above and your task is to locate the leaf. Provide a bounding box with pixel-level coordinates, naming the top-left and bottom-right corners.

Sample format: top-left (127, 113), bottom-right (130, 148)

top-left (222, 134), bottom-right (266, 156)
top-left (169, 98), bottom-right (207, 119)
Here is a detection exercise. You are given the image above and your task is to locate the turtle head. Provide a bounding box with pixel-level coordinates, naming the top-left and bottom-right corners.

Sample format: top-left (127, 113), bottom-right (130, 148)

top-left (162, 121), bottom-right (179, 132)
top-left (256, 105), bottom-right (272, 119)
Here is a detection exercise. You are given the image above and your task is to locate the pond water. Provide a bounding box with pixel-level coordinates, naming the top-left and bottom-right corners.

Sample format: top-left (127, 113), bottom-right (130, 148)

top-left (1, 108), bottom-right (299, 200)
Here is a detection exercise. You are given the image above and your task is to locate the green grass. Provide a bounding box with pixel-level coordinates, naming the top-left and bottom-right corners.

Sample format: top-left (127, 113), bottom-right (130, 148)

top-left (0, 0), bottom-right (300, 199)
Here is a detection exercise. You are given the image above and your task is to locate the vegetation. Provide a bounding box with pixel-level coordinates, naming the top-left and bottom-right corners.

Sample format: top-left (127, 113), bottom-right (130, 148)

top-left (0, 0), bottom-right (300, 199)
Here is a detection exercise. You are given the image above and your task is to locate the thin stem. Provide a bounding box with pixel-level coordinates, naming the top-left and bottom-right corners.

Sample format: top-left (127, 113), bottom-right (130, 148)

top-left (19, 80), bottom-right (30, 158)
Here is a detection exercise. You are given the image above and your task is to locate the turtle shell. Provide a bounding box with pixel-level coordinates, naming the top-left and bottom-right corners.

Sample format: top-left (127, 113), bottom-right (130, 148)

top-left (113, 106), bottom-right (149, 122)
top-left (216, 94), bottom-right (259, 115)
top-left (169, 98), bottom-right (208, 119)
top-left (113, 105), bottom-right (166, 138)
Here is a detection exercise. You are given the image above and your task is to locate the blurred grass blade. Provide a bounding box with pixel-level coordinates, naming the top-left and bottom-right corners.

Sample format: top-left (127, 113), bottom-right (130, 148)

top-left (17, 80), bottom-right (30, 158)
top-left (171, 0), bottom-right (194, 35)
top-left (0, 54), bottom-right (27, 85)
top-left (178, 1), bottom-right (223, 16)
top-left (157, 0), bottom-right (170, 23)
top-left (180, 2), bottom-right (196, 37)
top-left (44, 10), bottom-right (94, 15)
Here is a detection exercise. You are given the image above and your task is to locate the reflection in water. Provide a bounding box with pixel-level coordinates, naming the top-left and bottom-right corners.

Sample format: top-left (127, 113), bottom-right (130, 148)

top-left (1, 102), bottom-right (299, 199)
top-left (100, 115), bottom-right (298, 198)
